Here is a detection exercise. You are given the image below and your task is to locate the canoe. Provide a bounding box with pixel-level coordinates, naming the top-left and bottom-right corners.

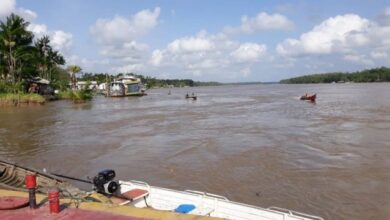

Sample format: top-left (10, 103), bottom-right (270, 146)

top-left (109, 179), bottom-right (324, 220)
top-left (300, 94), bottom-right (316, 102)
top-left (0, 160), bottom-right (85, 197)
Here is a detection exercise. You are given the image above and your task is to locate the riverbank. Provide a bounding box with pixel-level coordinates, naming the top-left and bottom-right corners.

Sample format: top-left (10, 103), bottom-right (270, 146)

top-left (280, 67), bottom-right (390, 83)
top-left (0, 93), bottom-right (45, 106)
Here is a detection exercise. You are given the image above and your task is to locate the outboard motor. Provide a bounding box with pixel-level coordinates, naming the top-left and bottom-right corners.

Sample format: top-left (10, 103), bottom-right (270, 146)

top-left (93, 169), bottom-right (119, 194)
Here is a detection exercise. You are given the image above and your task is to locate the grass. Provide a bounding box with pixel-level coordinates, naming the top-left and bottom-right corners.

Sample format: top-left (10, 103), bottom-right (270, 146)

top-left (0, 93), bottom-right (45, 106)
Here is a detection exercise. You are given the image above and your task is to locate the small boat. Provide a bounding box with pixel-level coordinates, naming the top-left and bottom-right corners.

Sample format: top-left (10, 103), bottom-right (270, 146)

top-left (185, 94), bottom-right (197, 100)
top-left (0, 160), bottom-right (85, 196)
top-left (300, 94), bottom-right (316, 102)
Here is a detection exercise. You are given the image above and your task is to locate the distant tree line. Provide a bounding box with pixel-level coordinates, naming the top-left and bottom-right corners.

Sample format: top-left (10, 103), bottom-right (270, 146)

top-left (79, 72), bottom-right (221, 88)
top-left (280, 67), bottom-right (390, 84)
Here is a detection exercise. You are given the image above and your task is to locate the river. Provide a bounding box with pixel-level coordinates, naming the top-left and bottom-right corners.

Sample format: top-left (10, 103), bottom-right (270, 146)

top-left (0, 83), bottom-right (389, 219)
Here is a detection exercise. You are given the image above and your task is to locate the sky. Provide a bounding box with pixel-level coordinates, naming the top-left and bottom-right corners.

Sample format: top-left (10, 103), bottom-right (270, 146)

top-left (1, 0), bottom-right (390, 82)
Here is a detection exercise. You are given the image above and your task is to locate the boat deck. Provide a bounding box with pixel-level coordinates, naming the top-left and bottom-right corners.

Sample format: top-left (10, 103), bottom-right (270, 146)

top-left (0, 189), bottom-right (222, 220)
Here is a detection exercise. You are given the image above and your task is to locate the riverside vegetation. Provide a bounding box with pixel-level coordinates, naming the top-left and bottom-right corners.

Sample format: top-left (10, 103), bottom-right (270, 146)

top-left (0, 13), bottom-right (96, 105)
top-left (280, 67), bottom-right (390, 84)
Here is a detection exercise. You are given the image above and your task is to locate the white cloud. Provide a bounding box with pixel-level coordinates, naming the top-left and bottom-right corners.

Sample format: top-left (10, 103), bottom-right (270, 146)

top-left (378, 7), bottom-right (390, 26)
top-left (145, 31), bottom-right (271, 80)
top-left (15, 8), bottom-right (37, 21)
top-left (168, 37), bottom-right (214, 53)
top-left (343, 54), bottom-right (374, 66)
top-left (224, 12), bottom-right (294, 34)
top-left (111, 63), bottom-right (144, 73)
top-left (0, 0), bottom-right (37, 21)
top-left (370, 51), bottom-right (388, 59)
top-left (275, 10), bottom-right (390, 80)
top-left (277, 14), bottom-right (371, 56)
top-left (231, 43), bottom-right (267, 62)
top-left (0, 0), bottom-right (15, 19)
top-left (90, 7), bottom-right (160, 45)
top-left (276, 14), bottom-right (371, 56)
top-left (51, 30), bottom-right (73, 53)
top-left (26, 23), bottom-right (47, 36)
top-left (99, 41), bottom-right (149, 60)
top-left (151, 49), bottom-right (163, 66)
top-left (27, 24), bottom-right (74, 56)
top-left (149, 32), bottom-right (235, 72)
top-left (90, 7), bottom-right (160, 66)
top-left (187, 59), bottom-right (220, 70)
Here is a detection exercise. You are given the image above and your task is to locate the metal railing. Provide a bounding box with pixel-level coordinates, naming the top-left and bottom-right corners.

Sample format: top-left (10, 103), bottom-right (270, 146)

top-left (268, 206), bottom-right (324, 220)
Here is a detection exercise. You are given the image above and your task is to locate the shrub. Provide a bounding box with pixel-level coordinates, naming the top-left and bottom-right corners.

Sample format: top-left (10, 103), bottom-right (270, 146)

top-left (57, 89), bottom-right (93, 103)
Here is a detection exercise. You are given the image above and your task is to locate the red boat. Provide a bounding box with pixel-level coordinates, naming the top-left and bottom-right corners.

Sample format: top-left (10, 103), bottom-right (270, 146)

top-left (300, 93), bottom-right (316, 102)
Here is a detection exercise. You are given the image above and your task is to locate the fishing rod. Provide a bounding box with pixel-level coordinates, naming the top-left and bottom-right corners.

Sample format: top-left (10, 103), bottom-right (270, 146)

top-left (50, 172), bottom-right (92, 184)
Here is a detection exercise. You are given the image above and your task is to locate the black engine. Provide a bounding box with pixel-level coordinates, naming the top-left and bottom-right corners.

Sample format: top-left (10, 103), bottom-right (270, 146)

top-left (93, 169), bottom-right (119, 194)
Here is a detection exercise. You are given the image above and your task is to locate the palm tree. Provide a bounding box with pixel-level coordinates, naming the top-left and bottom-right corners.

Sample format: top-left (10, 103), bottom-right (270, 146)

top-left (35, 36), bottom-right (65, 81)
top-left (66, 65), bottom-right (82, 89)
top-left (0, 13), bottom-right (34, 84)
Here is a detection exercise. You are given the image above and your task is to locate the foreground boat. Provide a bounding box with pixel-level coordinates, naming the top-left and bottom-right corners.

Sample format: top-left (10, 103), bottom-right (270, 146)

top-left (109, 179), bottom-right (323, 220)
top-left (300, 94), bottom-right (316, 102)
top-left (0, 162), bottom-right (323, 220)
top-left (88, 170), bottom-right (323, 220)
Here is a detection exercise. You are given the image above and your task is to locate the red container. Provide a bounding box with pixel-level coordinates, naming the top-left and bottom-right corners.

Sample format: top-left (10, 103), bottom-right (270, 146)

top-left (25, 175), bottom-right (36, 189)
top-left (48, 189), bottom-right (60, 213)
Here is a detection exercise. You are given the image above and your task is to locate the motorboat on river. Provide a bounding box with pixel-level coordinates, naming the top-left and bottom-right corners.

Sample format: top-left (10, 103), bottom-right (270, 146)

top-left (185, 93), bottom-right (197, 100)
top-left (300, 93), bottom-right (316, 102)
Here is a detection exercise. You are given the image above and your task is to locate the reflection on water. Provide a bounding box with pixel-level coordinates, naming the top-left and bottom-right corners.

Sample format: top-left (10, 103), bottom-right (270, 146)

top-left (1, 83), bottom-right (390, 219)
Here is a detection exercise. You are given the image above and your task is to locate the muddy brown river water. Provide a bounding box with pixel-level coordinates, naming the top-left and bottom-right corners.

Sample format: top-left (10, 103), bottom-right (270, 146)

top-left (0, 83), bottom-right (389, 219)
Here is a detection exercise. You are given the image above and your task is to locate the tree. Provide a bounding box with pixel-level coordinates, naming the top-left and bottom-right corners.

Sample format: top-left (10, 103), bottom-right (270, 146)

top-left (35, 35), bottom-right (65, 81)
top-left (0, 13), bottom-right (34, 84)
top-left (66, 65), bottom-right (82, 89)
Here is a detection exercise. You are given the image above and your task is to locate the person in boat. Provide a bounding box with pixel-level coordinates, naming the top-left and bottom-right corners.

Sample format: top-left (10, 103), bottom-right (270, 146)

top-left (300, 93), bottom-right (308, 100)
top-left (185, 93), bottom-right (189, 98)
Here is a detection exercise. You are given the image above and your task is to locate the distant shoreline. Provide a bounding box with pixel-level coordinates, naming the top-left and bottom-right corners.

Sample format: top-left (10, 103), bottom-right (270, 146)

top-left (280, 67), bottom-right (390, 84)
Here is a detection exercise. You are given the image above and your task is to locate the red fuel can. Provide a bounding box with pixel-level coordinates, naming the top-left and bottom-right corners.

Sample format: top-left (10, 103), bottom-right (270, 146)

top-left (25, 174), bottom-right (36, 189)
top-left (48, 189), bottom-right (60, 213)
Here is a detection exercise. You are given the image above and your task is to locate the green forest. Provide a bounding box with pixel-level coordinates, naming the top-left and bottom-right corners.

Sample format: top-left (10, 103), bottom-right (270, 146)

top-left (280, 67), bottom-right (390, 84)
